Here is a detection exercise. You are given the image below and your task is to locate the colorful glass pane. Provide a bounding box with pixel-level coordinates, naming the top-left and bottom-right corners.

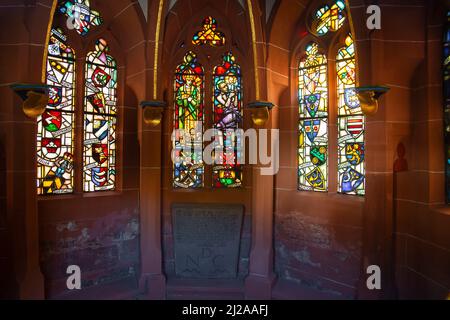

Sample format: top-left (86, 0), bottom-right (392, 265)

top-left (212, 52), bottom-right (243, 188)
top-left (298, 43), bottom-right (328, 192)
top-left (37, 28), bottom-right (75, 195)
top-left (173, 51), bottom-right (205, 188)
top-left (59, 0), bottom-right (103, 36)
top-left (299, 119), bottom-right (328, 192)
top-left (299, 43), bottom-right (328, 118)
top-left (192, 16), bottom-right (226, 47)
top-left (314, 0), bottom-right (346, 36)
top-left (336, 35), bottom-right (360, 116)
top-left (337, 34), bottom-right (365, 196)
top-left (83, 39), bottom-right (117, 192)
top-left (445, 11), bottom-right (450, 203)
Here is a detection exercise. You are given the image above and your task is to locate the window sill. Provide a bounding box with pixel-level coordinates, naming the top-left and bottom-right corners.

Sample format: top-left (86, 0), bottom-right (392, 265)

top-left (83, 190), bottom-right (122, 198)
top-left (293, 189), bottom-right (365, 203)
top-left (38, 190), bottom-right (123, 201)
top-left (169, 187), bottom-right (247, 192)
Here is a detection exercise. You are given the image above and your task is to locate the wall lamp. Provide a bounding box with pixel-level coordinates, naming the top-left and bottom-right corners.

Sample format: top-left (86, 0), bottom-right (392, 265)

top-left (10, 83), bottom-right (49, 119)
top-left (355, 86), bottom-right (390, 116)
top-left (140, 100), bottom-right (166, 127)
top-left (247, 101), bottom-right (275, 126)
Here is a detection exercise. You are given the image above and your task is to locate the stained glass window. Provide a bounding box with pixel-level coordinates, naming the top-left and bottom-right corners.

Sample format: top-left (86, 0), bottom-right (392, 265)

top-left (59, 0), bottom-right (103, 36)
top-left (173, 51), bottom-right (205, 188)
top-left (337, 34), bottom-right (365, 196)
top-left (444, 11), bottom-right (450, 203)
top-left (212, 52), bottom-right (243, 188)
top-left (37, 27), bottom-right (76, 195)
top-left (314, 0), bottom-right (346, 36)
top-left (192, 16), bottom-right (226, 47)
top-left (83, 38), bottom-right (117, 192)
top-left (298, 43), bottom-right (328, 192)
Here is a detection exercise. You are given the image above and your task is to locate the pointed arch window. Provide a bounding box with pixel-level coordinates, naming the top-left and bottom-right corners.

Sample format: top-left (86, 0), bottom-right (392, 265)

top-left (173, 51), bottom-right (205, 189)
top-left (83, 39), bottom-right (117, 192)
top-left (298, 43), bottom-right (328, 192)
top-left (37, 6), bottom-right (119, 195)
top-left (212, 52), bottom-right (243, 188)
top-left (37, 28), bottom-right (76, 195)
top-left (172, 17), bottom-right (244, 189)
top-left (336, 34), bottom-right (365, 195)
top-left (298, 1), bottom-right (365, 196)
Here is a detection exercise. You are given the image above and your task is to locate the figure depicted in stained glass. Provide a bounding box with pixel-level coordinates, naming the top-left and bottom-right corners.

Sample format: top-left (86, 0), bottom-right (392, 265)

top-left (314, 0), bottom-right (346, 36)
top-left (337, 34), bottom-right (365, 196)
top-left (192, 16), bottom-right (226, 47)
top-left (83, 38), bottom-right (117, 192)
top-left (214, 78), bottom-right (240, 129)
top-left (176, 75), bottom-right (201, 130)
top-left (173, 51), bottom-right (204, 188)
top-left (445, 11), bottom-right (450, 203)
top-left (213, 53), bottom-right (243, 188)
top-left (59, 0), bottom-right (103, 36)
top-left (298, 43), bottom-right (328, 192)
top-left (38, 28), bottom-right (75, 195)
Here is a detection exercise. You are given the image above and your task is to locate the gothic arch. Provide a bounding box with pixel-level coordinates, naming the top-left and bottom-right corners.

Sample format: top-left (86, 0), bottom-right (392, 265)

top-left (36, 0), bottom-right (147, 298)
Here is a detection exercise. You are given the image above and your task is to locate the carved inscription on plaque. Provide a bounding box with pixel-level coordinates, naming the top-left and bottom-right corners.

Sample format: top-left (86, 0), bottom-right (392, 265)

top-left (172, 204), bottom-right (244, 279)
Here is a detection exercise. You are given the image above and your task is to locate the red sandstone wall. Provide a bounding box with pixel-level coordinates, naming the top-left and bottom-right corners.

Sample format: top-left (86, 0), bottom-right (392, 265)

top-left (38, 194), bottom-right (141, 297)
top-left (274, 101), bottom-right (364, 298)
top-left (268, 0), bottom-right (364, 299)
top-left (0, 110), bottom-right (9, 299)
top-left (0, 0), bottom-right (51, 299)
top-left (0, 0), bottom-right (448, 300)
top-left (37, 1), bottom-right (146, 298)
top-left (270, 0), bottom-right (449, 299)
top-left (393, 0), bottom-right (450, 298)
top-left (0, 0), bottom-right (146, 299)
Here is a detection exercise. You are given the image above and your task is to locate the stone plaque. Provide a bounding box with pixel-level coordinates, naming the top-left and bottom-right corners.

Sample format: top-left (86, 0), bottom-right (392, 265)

top-left (172, 203), bottom-right (244, 279)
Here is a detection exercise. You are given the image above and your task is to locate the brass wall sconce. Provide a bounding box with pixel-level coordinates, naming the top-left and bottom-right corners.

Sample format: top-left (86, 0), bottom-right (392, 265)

top-left (140, 100), bottom-right (166, 127)
top-left (247, 101), bottom-right (275, 126)
top-left (355, 86), bottom-right (390, 116)
top-left (10, 83), bottom-right (49, 119)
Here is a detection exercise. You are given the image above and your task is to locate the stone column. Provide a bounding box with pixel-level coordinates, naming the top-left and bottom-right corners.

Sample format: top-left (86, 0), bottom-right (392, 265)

top-left (244, 103), bottom-right (277, 299)
top-left (349, 0), bottom-right (393, 299)
top-left (0, 0), bottom-right (54, 299)
top-left (138, 0), bottom-right (168, 300)
top-left (243, 0), bottom-right (277, 300)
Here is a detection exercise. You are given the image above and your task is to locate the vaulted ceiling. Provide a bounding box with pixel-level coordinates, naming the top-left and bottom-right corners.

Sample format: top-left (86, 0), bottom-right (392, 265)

top-left (137, 0), bottom-right (278, 21)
